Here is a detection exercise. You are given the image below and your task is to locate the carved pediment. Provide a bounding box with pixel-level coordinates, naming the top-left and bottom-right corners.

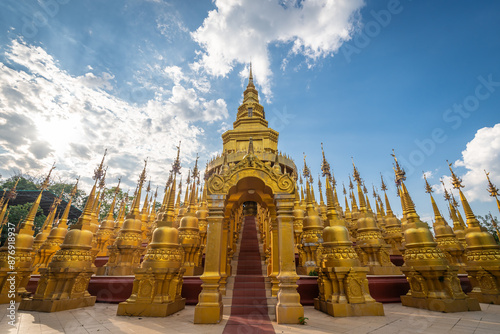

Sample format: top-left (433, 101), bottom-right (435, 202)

top-left (207, 153), bottom-right (294, 195)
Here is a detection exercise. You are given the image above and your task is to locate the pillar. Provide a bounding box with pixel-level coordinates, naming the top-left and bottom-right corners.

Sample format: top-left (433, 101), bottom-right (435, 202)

top-left (194, 195), bottom-right (225, 324)
top-left (275, 194), bottom-right (304, 324)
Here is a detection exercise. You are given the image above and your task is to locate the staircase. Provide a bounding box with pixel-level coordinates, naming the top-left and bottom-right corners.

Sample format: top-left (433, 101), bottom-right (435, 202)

top-left (222, 216), bottom-right (275, 333)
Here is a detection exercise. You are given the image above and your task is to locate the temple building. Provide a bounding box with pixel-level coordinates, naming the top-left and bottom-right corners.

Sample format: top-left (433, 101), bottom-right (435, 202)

top-left (1, 65), bottom-right (500, 333)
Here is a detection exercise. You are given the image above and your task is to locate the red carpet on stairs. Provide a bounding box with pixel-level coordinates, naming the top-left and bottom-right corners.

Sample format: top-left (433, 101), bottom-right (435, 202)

top-left (222, 216), bottom-right (275, 334)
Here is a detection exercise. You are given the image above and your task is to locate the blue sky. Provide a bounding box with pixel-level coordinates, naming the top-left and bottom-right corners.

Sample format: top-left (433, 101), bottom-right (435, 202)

top-left (0, 0), bottom-right (499, 224)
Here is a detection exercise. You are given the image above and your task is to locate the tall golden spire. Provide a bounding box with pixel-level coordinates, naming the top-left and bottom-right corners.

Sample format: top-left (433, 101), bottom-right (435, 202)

top-left (75, 150), bottom-right (106, 231)
top-left (321, 146), bottom-right (342, 224)
top-left (58, 178), bottom-right (79, 229)
top-left (448, 161), bottom-right (478, 225)
top-left (248, 62), bottom-right (254, 88)
top-left (424, 173), bottom-right (446, 226)
top-left (130, 159), bottom-right (147, 217)
top-left (242, 62), bottom-right (259, 105)
top-left (163, 141), bottom-right (182, 227)
top-left (183, 170), bottom-right (191, 206)
top-left (352, 159), bottom-right (367, 212)
top-left (19, 163), bottom-right (55, 235)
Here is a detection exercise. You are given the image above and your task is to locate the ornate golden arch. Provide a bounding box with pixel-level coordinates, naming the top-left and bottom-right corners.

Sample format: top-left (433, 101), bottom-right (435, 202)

top-left (206, 153), bottom-right (295, 196)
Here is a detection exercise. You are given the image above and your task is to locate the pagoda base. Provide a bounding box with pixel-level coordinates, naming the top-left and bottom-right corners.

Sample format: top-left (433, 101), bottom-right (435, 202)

top-left (18, 295), bottom-right (96, 313)
top-left (276, 303), bottom-right (304, 324)
top-left (117, 298), bottom-right (186, 317)
top-left (314, 298), bottom-right (385, 317)
top-left (400, 295), bottom-right (480, 313)
top-left (468, 292), bottom-right (500, 305)
top-left (367, 265), bottom-right (402, 276)
top-left (194, 302), bottom-right (223, 324)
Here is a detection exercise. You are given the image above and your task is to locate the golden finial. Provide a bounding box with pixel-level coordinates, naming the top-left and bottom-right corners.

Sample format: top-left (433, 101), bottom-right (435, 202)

top-left (192, 153), bottom-right (200, 181)
top-left (391, 149), bottom-right (406, 185)
top-left (318, 175), bottom-right (322, 191)
top-left (380, 174), bottom-right (388, 192)
top-left (99, 167), bottom-right (108, 190)
top-left (248, 62), bottom-right (254, 87)
top-left (348, 175), bottom-right (354, 190)
top-left (362, 181), bottom-right (368, 194)
top-left (41, 162), bottom-right (56, 190)
top-left (138, 158), bottom-right (147, 188)
top-left (424, 173), bottom-right (433, 193)
top-left (146, 179), bottom-right (151, 194)
top-left (342, 182), bottom-right (347, 196)
top-left (186, 169), bottom-right (191, 185)
top-left (93, 149), bottom-right (107, 183)
top-left (114, 177), bottom-right (121, 195)
top-left (352, 157), bottom-right (361, 183)
top-left (440, 179), bottom-right (451, 201)
top-left (171, 141), bottom-right (182, 175)
top-left (372, 184), bottom-right (377, 199)
top-left (320, 143), bottom-right (331, 178)
top-left (447, 160), bottom-right (464, 189)
top-left (302, 153), bottom-right (310, 179)
top-left (70, 177), bottom-right (80, 197)
top-left (485, 170), bottom-right (499, 197)
top-left (309, 174), bottom-right (314, 185)
top-left (299, 174), bottom-right (303, 185)
top-left (7, 176), bottom-right (21, 200)
top-left (451, 192), bottom-right (459, 208)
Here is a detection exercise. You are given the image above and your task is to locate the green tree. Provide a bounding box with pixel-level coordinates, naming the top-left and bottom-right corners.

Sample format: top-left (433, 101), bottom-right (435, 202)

top-left (0, 203), bottom-right (46, 244)
top-left (95, 186), bottom-right (129, 221)
top-left (48, 183), bottom-right (86, 211)
top-left (1, 175), bottom-right (38, 191)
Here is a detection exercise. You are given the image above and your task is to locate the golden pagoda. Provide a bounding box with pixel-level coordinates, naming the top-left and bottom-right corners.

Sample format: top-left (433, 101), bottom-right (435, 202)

top-left (448, 163), bottom-right (500, 304)
top-left (18, 154), bottom-right (106, 312)
top-left (32, 179), bottom-right (79, 275)
top-left (423, 174), bottom-right (466, 273)
top-left (393, 154), bottom-right (479, 312)
top-left (117, 144), bottom-right (185, 317)
top-left (195, 66), bottom-right (302, 324)
top-left (315, 145), bottom-right (384, 317)
top-left (0, 165), bottom-right (55, 304)
top-left (105, 160), bottom-right (148, 276)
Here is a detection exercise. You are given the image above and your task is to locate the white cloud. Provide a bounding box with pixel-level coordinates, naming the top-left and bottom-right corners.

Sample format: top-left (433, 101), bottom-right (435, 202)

top-left (191, 0), bottom-right (364, 100)
top-left (453, 124), bottom-right (500, 201)
top-left (156, 11), bottom-right (189, 43)
top-left (0, 39), bottom-right (228, 192)
top-left (164, 66), bottom-right (184, 85)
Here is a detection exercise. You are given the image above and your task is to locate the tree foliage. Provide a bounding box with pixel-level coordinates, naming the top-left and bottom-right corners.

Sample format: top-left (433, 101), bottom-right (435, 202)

top-left (1, 174), bottom-right (38, 190)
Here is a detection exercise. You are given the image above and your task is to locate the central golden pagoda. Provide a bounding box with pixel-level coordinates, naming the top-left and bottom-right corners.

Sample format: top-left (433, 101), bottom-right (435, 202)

top-left (194, 64), bottom-right (302, 324)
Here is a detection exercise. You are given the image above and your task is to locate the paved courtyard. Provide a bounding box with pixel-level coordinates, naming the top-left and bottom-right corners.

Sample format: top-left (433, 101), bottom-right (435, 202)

top-left (1, 302), bottom-right (499, 334)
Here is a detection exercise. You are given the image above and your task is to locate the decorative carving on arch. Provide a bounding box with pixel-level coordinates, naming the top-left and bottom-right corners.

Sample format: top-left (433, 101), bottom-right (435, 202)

top-left (207, 153), bottom-right (295, 195)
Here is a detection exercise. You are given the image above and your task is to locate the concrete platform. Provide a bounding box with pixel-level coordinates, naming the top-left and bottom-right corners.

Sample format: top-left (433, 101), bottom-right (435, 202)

top-left (2, 302), bottom-right (500, 333)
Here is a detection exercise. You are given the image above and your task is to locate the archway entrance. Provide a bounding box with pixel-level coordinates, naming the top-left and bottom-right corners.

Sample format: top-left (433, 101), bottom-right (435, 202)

top-left (194, 153), bottom-right (303, 325)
